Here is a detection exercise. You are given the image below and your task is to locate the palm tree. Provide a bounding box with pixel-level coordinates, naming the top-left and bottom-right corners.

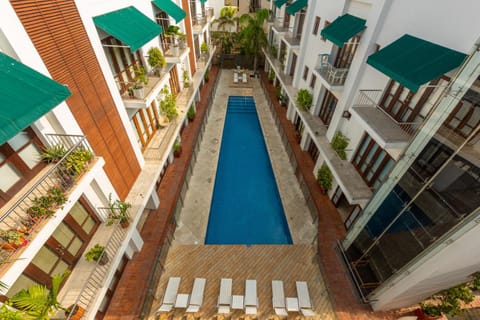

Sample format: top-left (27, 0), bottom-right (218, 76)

top-left (237, 8), bottom-right (269, 73)
top-left (8, 270), bottom-right (70, 319)
top-left (213, 6), bottom-right (238, 32)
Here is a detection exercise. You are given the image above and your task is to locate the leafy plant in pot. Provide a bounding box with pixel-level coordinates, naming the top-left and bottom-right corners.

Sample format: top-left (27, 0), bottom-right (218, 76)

top-left (107, 194), bottom-right (131, 228)
top-left (296, 88), bottom-right (313, 111)
top-left (133, 67), bottom-right (149, 99)
top-left (85, 244), bottom-right (108, 265)
top-left (0, 230), bottom-right (28, 252)
top-left (40, 145), bottom-right (67, 163)
top-left (159, 85), bottom-right (178, 121)
top-left (183, 69), bottom-right (191, 88)
top-left (316, 164), bottom-right (333, 194)
top-left (147, 47), bottom-right (166, 76)
top-left (201, 42), bottom-right (209, 56)
top-left (331, 131), bottom-right (350, 160)
top-left (165, 26), bottom-right (182, 55)
top-left (187, 105), bottom-right (196, 121)
top-left (173, 140), bottom-right (182, 158)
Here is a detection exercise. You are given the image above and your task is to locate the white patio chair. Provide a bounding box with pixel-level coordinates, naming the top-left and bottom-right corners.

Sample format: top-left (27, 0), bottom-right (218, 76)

top-left (296, 281), bottom-right (315, 316)
top-left (186, 278), bottom-right (206, 313)
top-left (244, 279), bottom-right (258, 315)
top-left (233, 72), bottom-right (239, 83)
top-left (157, 277), bottom-right (181, 313)
top-left (217, 278), bottom-right (232, 314)
top-left (272, 280), bottom-right (288, 316)
top-left (242, 73), bottom-right (247, 83)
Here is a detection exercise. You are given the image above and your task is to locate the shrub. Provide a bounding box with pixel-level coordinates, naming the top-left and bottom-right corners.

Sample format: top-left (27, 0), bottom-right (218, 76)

top-left (147, 47), bottom-right (166, 72)
top-left (187, 105), bottom-right (196, 120)
top-left (159, 86), bottom-right (178, 121)
top-left (40, 145), bottom-right (67, 163)
top-left (296, 89), bottom-right (313, 111)
top-left (316, 164), bottom-right (333, 192)
top-left (331, 131), bottom-right (350, 160)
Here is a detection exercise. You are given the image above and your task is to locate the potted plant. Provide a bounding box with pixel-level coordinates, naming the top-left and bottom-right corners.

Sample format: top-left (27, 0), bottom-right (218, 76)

top-left (165, 26), bottom-right (181, 55)
top-left (159, 85), bottom-right (178, 121)
top-left (147, 47), bottom-right (166, 76)
top-left (40, 145), bottom-right (67, 163)
top-left (0, 305), bottom-right (26, 319)
top-left (187, 105), bottom-right (196, 121)
top-left (62, 147), bottom-right (93, 178)
top-left (268, 70), bottom-right (275, 83)
top-left (85, 244), bottom-right (108, 265)
top-left (106, 195), bottom-right (132, 228)
top-left (178, 32), bottom-right (187, 50)
top-left (8, 270), bottom-right (71, 319)
top-left (173, 140), bottom-right (182, 158)
top-left (296, 88), bottom-right (313, 111)
top-left (133, 67), bottom-right (148, 99)
top-left (331, 131), bottom-right (350, 160)
top-left (204, 69), bottom-right (210, 82)
top-left (64, 304), bottom-right (85, 320)
top-left (201, 42), bottom-right (209, 56)
top-left (0, 230), bottom-right (28, 251)
top-left (317, 164), bottom-right (333, 194)
top-left (183, 69), bottom-right (190, 88)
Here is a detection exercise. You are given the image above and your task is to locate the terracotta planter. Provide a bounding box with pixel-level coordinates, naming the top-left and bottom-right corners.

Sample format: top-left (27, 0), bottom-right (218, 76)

top-left (174, 150), bottom-right (182, 158)
top-left (414, 308), bottom-right (442, 320)
top-left (66, 305), bottom-right (84, 320)
top-left (120, 220), bottom-right (130, 228)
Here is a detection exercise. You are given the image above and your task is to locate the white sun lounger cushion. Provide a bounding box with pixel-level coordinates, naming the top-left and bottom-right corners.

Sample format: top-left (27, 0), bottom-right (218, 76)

top-left (272, 280), bottom-right (287, 315)
top-left (242, 73), bottom-right (247, 83)
top-left (217, 278), bottom-right (232, 314)
top-left (296, 281), bottom-right (314, 314)
top-left (186, 278), bottom-right (206, 313)
top-left (157, 277), bottom-right (181, 313)
top-left (233, 72), bottom-right (239, 83)
top-left (244, 279), bottom-right (258, 315)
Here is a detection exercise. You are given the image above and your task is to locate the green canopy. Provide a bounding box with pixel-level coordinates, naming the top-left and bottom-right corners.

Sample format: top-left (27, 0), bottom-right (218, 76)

top-left (320, 14), bottom-right (366, 48)
top-left (93, 6), bottom-right (162, 52)
top-left (286, 0), bottom-right (307, 15)
top-left (200, 0), bottom-right (207, 3)
top-left (152, 0), bottom-right (186, 23)
top-left (367, 34), bottom-right (467, 92)
top-left (0, 53), bottom-right (71, 145)
top-left (274, 0), bottom-right (288, 8)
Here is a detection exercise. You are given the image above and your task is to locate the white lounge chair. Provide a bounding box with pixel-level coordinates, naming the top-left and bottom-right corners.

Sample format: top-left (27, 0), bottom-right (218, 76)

top-left (157, 277), bottom-right (181, 313)
top-left (244, 279), bottom-right (258, 315)
top-left (217, 278), bottom-right (232, 314)
top-left (186, 278), bottom-right (206, 313)
top-left (272, 280), bottom-right (288, 316)
top-left (296, 281), bottom-right (315, 316)
top-left (242, 73), bottom-right (247, 83)
top-left (233, 72), bottom-right (239, 83)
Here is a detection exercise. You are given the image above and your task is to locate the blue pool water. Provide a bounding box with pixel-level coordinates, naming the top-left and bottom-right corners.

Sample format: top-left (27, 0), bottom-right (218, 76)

top-left (205, 96), bottom-right (292, 245)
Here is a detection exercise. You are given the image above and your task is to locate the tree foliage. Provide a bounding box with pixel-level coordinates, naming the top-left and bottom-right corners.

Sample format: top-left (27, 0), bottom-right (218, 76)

top-left (237, 8), bottom-right (269, 72)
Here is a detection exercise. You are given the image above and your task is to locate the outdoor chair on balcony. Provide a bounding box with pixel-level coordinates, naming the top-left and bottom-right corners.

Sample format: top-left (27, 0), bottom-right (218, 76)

top-left (244, 279), bottom-right (258, 315)
top-left (272, 280), bottom-right (288, 316)
top-left (296, 281), bottom-right (315, 316)
top-left (157, 277), bottom-right (181, 313)
top-left (217, 278), bottom-right (233, 314)
top-left (186, 278), bottom-right (206, 313)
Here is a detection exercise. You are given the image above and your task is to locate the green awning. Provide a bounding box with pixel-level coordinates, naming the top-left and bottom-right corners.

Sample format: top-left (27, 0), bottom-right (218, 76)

top-left (274, 0), bottom-right (288, 8)
top-left (0, 53), bottom-right (71, 145)
top-left (200, 0), bottom-right (207, 3)
top-left (152, 0), bottom-right (186, 23)
top-left (93, 6), bottom-right (162, 52)
top-left (286, 0), bottom-right (307, 15)
top-left (320, 14), bottom-right (366, 48)
top-left (367, 34), bottom-right (467, 92)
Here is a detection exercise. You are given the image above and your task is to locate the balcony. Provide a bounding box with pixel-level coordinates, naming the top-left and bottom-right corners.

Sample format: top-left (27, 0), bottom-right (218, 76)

top-left (120, 64), bottom-right (175, 109)
top-left (351, 90), bottom-right (421, 152)
top-left (272, 17), bottom-right (289, 33)
top-left (192, 7), bottom-right (214, 34)
top-left (163, 41), bottom-right (190, 64)
top-left (0, 134), bottom-right (99, 272)
top-left (284, 28), bottom-right (301, 47)
top-left (315, 59), bottom-right (349, 88)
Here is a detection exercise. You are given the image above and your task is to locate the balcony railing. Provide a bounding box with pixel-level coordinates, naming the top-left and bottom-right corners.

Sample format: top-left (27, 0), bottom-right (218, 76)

top-left (0, 134), bottom-right (94, 265)
top-left (192, 8), bottom-right (213, 27)
top-left (356, 90), bottom-right (421, 136)
top-left (272, 17), bottom-right (289, 32)
top-left (66, 214), bottom-right (128, 319)
top-left (316, 61), bottom-right (349, 86)
top-left (284, 27), bottom-right (302, 46)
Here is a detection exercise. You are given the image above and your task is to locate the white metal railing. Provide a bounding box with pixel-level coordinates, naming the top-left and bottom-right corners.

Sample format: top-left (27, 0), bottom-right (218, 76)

top-left (272, 17), bottom-right (289, 31)
top-left (316, 60), bottom-right (349, 86)
top-left (356, 90), bottom-right (421, 136)
top-left (0, 134), bottom-right (93, 265)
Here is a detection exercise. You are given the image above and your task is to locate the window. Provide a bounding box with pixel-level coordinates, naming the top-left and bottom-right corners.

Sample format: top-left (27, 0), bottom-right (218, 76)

top-left (307, 139), bottom-right (319, 162)
top-left (334, 35), bottom-right (361, 68)
top-left (321, 21), bottom-right (330, 41)
top-left (0, 128), bottom-right (45, 207)
top-left (318, 90), bottom-right (337, 126)
top-left (444, 89), bottom-right (480, 138)
top-left (155, 11), bottom-right (171, 52)
top-left (310, 74), bottom-right (317, 89)
top-left (132, 102), bottom-right (162, 150)
top-left (303, 66), bottom-right (309, 81)
top-left (352, 134), bottom-right (394, 189)
top-left (313, 16), bottom-right (321, 35)
top-left (102, 36), bottom-right (143, 94)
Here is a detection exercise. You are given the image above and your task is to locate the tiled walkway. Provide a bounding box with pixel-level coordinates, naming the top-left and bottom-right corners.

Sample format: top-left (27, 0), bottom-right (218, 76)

top-left (105, 67), bottom-right (405, 320)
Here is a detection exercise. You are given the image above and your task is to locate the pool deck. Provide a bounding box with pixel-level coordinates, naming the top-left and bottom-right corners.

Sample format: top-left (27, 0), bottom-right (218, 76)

top-left (173, 70), bottom-right (316, 245)
top-left (104, 67), bottom-right (406, 320)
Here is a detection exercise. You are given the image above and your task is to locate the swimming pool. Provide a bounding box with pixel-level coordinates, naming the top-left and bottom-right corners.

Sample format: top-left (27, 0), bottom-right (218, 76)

top-left (205, 96), bottom-right (292, 244)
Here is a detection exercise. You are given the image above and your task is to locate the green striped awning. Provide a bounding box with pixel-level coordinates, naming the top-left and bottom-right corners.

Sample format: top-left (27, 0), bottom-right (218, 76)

top-left (200, 0), bottom-right (207, 3)
top-left (274, 0), bottom-right (288, 8)
top-left (152, 0), bottom-right (186, 23)
top-left (93, 6), bottom-right (162, 52)
top-left (286, 0), bottom-right (307, 15)
top-left (0, 53), bottom-right (71, 145)
top-left (320, 14), bottom-right (366, 48)
top-left (367, 34), bottom-right (467, 92)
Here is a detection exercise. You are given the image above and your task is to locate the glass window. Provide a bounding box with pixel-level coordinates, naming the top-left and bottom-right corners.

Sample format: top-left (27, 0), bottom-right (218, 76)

top-left (8, 132), bottom-right (30, 151)
top-left (7, 275), bottom-right (38, 298)
top-left (18, 143), bottom-right (42, 169)
top-left (0, 163), bottom-right (21, 192)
